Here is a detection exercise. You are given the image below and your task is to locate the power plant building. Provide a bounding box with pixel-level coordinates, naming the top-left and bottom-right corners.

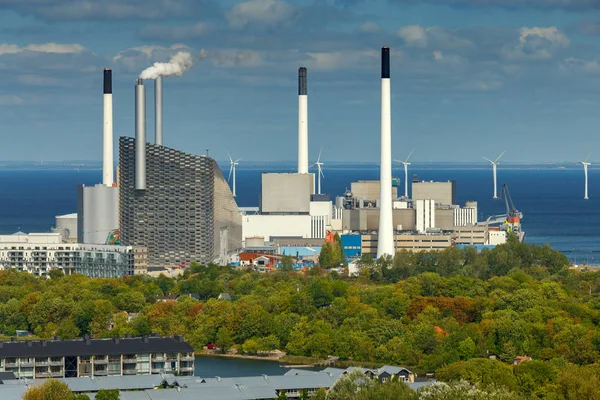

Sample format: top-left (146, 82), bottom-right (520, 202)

top-left (119, 137), bottom-right (242, 266)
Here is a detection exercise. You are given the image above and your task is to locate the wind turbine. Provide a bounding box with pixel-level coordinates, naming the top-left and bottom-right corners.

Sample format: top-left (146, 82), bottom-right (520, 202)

top-left (227, 152), bottom-right (242, 197)
top-left (311, 148), bottom-right (325, 195)
top-left (580, 154), bottom-right (591, 200)
top-left (394, 149), bottom-right (414, 198)
top-left (483, 151), bottom-right (506, 199)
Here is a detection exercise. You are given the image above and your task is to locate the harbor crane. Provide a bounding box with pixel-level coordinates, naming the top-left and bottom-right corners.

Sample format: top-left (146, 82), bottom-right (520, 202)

top-left (482, 184), bottom-right (523, 234)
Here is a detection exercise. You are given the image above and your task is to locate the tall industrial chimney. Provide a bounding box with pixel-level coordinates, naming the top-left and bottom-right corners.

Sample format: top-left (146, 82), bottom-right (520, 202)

top-left (102, 69), bottom-right (113, 186)
top-left (377, 46), bottom-right (394, 258)
top-left (135, 79), bottom-right (146, 190)
top-left (155, 76), bottom-right (163, 146)
top-left (298, 67), bottom-right (308, 174)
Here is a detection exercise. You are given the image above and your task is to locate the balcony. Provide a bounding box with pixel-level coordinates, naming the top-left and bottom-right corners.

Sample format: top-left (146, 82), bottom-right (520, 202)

top-left (123, 370), bottom-right (138, 375)
top-left (93, 370), bottom-right (108, 376)
top-left (50, 372), bottom-right (64, 378)
top-left (122, 358), bottom-right (137, 364)
top-left (180, 356), bottom-right (194, 361)
top-left (35, 372), bottom-right (50, 378)
top-left (49, 361), bottom-right (63, 366)
top-left (4, 363), bottom-right (17, 368)
top-left (151, 356), bottom-right (166, 362)
top-left (20, 362), bottom-right (34, 367)
top-left (35, 361), bottom-right (49, 366)
top-left (151, 368), bottom-right (165, 374)
top-left (93, 358), bottom-right (108, 364)
top-left (180, 367), bottom-right (194, 372)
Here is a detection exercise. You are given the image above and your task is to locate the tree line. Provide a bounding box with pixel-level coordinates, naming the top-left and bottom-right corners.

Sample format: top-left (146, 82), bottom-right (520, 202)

top-left (2, 238), bottom-right (600, 398)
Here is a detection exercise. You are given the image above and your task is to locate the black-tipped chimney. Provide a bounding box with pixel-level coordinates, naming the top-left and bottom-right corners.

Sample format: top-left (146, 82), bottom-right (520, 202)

top-left (104, 69), bottom-right (112, 94)
top-left (381, 47), bottom-right (390, 79)
top-left (298, 67), bottom-right (307, 96)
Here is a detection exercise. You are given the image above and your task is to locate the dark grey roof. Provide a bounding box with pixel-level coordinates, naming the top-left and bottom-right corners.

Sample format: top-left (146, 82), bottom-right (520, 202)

top-left (0, 336), bottom-right (193, 358)
top-left (0, 372), bottom-right (16, 382)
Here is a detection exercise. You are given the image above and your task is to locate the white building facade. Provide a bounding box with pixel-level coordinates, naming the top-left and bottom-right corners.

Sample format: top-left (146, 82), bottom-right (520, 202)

top-left (0, 233), bottom-right (147, 278)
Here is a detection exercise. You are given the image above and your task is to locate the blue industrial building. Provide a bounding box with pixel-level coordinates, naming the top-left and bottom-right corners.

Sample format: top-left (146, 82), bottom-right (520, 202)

top-left (341, 234), bottom-right (362, 259)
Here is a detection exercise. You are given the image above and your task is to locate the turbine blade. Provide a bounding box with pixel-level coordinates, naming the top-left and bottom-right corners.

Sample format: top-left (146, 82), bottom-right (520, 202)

top-left (228, 165), bottom-right (233, 182)
top-left (482, 157), bottom-right (494, 164)
top-left (405, 149), bottom-right (414, 163)
top-left (495, 151), bottom-right (506, 163)
top-left (235, 158), bottom-right (243, 163)
top-left (227, 152), bottom-right (232, 163)
top-left (586, 153), bottom-right (591, 162)
top-left (317, 147), bottom-right (323, 163)
top-left (319, 166), bottom-right (325, 178)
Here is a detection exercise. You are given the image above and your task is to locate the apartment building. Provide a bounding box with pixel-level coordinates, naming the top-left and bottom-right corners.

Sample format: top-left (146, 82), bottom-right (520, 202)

top-left (0, 232), bottom-right (147, 278)
top-left (0, 335), bottom-right (194, 379)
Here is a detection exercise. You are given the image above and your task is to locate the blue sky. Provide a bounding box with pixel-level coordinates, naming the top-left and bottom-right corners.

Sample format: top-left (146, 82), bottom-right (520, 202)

top-left (1, 0), bottom-right (600, 163)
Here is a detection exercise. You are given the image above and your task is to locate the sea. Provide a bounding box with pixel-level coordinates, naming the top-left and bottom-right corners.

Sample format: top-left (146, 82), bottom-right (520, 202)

top-left (0, 164), bottom-right (598, 265)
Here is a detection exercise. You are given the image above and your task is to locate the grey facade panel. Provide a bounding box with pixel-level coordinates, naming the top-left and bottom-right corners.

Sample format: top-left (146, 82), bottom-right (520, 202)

top-left (119, 137), bottom-right (242, 266)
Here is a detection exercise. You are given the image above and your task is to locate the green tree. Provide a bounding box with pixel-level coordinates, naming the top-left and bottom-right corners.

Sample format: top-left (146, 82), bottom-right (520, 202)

top-left (281, 256), bottom-right (295, 272)
top-left (95, 389), bottom-right (120, 400)
top-left (418, 380), bottom-right (520, 400)
top-left (327, 369), bottom-right (373, 400)
top-left (436, 359), bottom-right (518, 392)
top-left (23, 379), bottom-right (74, 400)
top-left (48, 269), bottom-right (65, 280)
top-left (216, 327), bottom-right (234, 353)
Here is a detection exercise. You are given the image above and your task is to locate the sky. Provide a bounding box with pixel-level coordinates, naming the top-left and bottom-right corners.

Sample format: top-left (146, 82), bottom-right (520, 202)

top-left (1, 0), bottom-right (600, 163)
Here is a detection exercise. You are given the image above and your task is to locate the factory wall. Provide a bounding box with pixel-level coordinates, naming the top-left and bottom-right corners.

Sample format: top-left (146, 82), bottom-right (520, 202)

top-left (453, 207), bottom-right (477, 227)
top-left (412, 181), bottom-right (456, 206)
top-left (77, 184), bottom-right (119, 245)
top-left (453, 226), bottom-right (487, 245)
top-left (415, 200), bottom-right (435, 233)
top-left (435, 208), bottom-right (454, 230)
top-left (342, 208), bottom-right (416, 232)
top-left (341, 234), bottom-right (362, 259)
top-left (242, 215), bottom-right (312, 241)
top-left (350, 180), bottom-right (398, 201)
top-left (488, 230), bottom-right (507, 245)
top-left (361, 233), bottom-right (452, 254)
top-left (261, 173), bottom-right (313, 214)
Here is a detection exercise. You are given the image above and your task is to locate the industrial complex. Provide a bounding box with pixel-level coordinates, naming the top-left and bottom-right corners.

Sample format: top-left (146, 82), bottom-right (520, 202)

top-left (0, 45), bottom-right (523, 277)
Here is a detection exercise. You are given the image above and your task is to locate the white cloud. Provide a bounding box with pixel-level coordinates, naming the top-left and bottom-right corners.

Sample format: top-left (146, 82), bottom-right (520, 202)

top-left (432, 50), bottom-right (465, 65)
top-left (227, 0), bottom-right (296, 29)
top-left (306, 50), bottom-right (378, 70)
top-left (141, 22), bottom-right (211, 40)
top-left (17, 74), bottom-right (60, 86)
top-left (397, 25), bottom-right (428, 48)
top-left (0, 42), bottom-right (86, 55)
top-left (502, 26), bottom-right (569, 61)
top-left (358, 22), bottom-right (382, 33)
top-left (0, 95), bottom-right (25, 105)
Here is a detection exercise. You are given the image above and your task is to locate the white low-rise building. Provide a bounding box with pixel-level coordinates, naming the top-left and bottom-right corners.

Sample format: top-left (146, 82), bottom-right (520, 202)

top-left (0, 232), bottom-right (147, 278)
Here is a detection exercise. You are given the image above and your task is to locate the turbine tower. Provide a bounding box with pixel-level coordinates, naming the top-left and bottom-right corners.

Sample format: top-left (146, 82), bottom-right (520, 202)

top-left (227, 153), bottom-right (242, 198)
top-left (483, 151), bottom-right (505, 199)
top-left (394, 149), bottom-right (413, 198)
top-left (580, 154), bottom-right (591, 200)
top-left (311, 148), bottom-right (325, 195)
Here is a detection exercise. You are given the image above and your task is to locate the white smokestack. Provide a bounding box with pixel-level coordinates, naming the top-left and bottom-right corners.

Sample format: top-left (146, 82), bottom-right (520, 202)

top-left (139, 51), bottom-right (194, 80)
top-left (155, 75), bottom-right (163, 146)
top-left (102, 69), bottom-right (113, 186)
top-left (298, 67), bottom-right (308, 174)
top-left (135, 79), bottom-right (146, 190)
top-left (377, 46), bottom-right (394, 259)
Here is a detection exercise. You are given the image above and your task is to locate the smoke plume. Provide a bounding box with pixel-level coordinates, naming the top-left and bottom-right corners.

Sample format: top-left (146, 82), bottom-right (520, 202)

top-left (139, 51), bottom-right (202, 80)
